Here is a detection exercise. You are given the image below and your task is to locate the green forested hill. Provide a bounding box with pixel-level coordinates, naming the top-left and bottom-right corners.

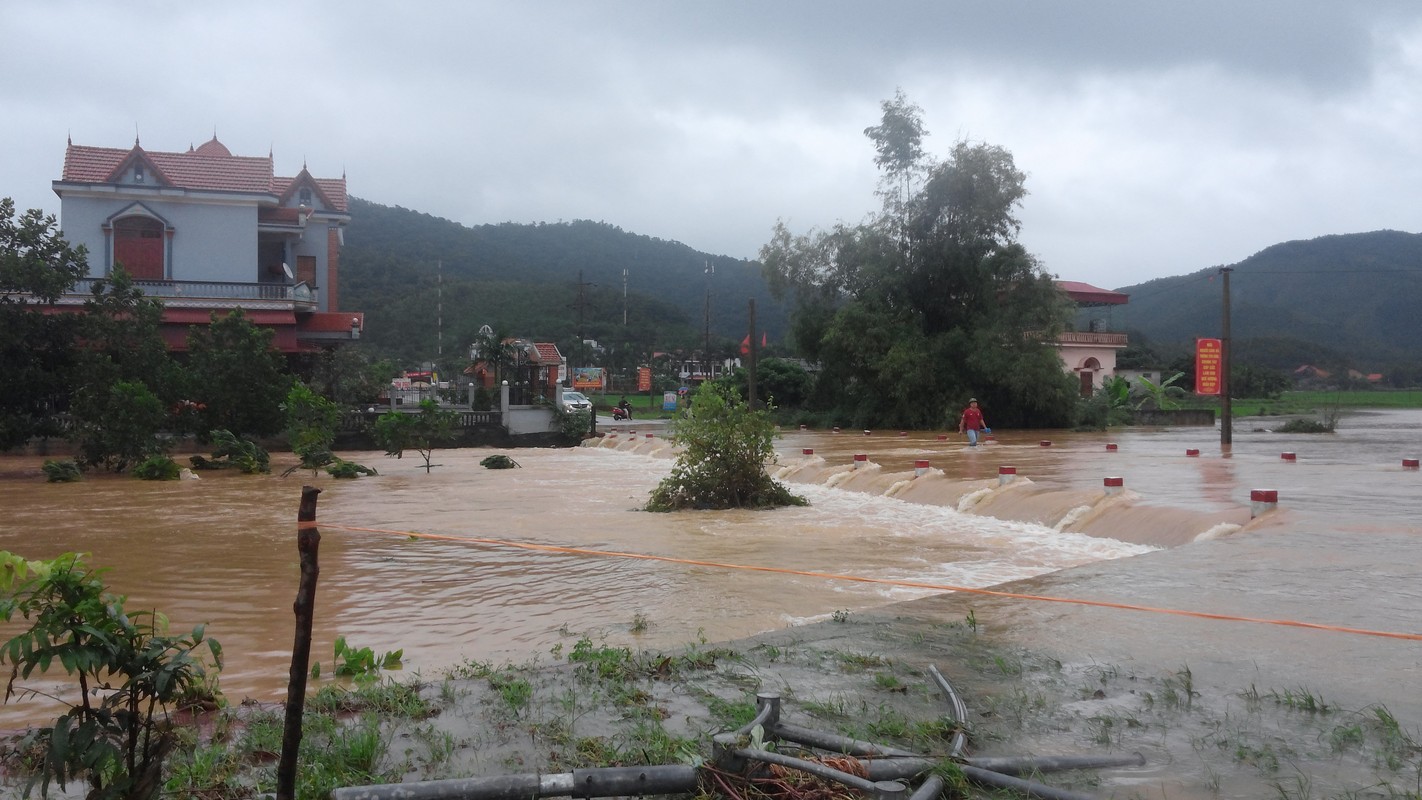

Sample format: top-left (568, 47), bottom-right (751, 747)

top-left (1114, 230), bottom-right (1422, 375)
top-left (340, 198), bottom-right (788, 365)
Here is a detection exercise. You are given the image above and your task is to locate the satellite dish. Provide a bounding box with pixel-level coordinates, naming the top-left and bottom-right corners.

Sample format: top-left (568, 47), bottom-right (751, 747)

top-left (281, 262), bottom-right (294, 280)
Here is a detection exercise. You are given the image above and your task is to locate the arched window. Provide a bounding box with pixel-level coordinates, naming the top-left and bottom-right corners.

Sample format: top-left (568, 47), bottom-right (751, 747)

top-left (113, 216), bottom-right (164, 280)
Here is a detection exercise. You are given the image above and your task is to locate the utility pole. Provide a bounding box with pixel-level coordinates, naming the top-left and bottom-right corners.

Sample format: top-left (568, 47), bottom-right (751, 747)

top-left (436, 260), bottom-right (443, 358)
top-left (622, 268), bottom-right (628, 326)
top-left (747, 298), bottom-right (758, 410)
top-left (1220, 266), bottom-right (1233, 446)
top-left (703, 261), bottom-right (713, 357)
top-left (572, 270), bottom-right (596, 373)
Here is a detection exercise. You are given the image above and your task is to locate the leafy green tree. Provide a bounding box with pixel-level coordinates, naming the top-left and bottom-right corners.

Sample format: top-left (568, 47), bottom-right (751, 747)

top-left (0, 198), bottom-right (88, 449)
top-left (762, 95), bottom-right (1077, 429)
top-left (185, 309), bottom-right (292, 438)
top-left (646, 382), bottom-right (806, 511)
top-left (283, 382), bottom-right (342, 472)
top-left (373, 399), bottom-right (459, 472)
top-left (295, 346), bottom-right (395, 408)
top-left (69, 380), bottom-right (167, 472)
top-left (0, 551), bottom-right (222, 800)
top-left (715, 358), bottom-right (814, 410)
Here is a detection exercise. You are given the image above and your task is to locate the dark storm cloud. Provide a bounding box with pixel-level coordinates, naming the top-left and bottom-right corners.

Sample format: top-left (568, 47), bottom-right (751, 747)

top-left (3, 1), bottom-right (1421, 288)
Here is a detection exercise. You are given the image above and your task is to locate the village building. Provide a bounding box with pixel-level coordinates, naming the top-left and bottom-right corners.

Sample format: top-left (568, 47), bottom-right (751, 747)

top-left (1055, 280), bottom-right (1129, 396)
top-left (50, 134), bottom-right (362, 353)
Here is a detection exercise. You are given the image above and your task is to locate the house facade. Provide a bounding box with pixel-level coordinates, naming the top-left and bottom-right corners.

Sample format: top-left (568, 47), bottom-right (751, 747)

top-left (50, 135), bottom-right (362, 352)
top-left (1054, 280), bottom-right (1129, 396)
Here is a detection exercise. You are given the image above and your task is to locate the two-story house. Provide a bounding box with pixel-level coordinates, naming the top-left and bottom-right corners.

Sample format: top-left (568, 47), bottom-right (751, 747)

top-left (51, 135), bottom-right (362, 352)
top-left (1055, 280), bottom-right (1129, 396)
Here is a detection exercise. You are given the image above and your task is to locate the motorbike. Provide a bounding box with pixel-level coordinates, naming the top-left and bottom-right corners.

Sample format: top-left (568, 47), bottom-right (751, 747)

top-left (612, 406), bottom-right (631, 421)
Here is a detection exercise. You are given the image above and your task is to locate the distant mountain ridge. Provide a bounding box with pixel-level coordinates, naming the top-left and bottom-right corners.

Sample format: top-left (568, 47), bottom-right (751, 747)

top-left (340, 198), bottom-right (1420, 376)
top-left (340, 198), bottom-right (788, 363)
top-left (1113, 229), bottom-right (1422, 368)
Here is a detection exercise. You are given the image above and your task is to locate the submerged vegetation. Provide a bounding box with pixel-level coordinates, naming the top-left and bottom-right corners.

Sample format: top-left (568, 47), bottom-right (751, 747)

top-left (646, 382), bottom-right (806, 511)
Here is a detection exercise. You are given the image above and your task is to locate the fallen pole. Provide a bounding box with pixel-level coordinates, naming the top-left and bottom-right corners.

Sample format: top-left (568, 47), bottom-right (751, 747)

top-left (330, 765), bottom-right (699, 800)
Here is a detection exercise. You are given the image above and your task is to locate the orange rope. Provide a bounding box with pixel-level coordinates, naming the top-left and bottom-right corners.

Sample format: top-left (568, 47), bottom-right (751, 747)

top-left (322, 523), bottom-right (1422, 643)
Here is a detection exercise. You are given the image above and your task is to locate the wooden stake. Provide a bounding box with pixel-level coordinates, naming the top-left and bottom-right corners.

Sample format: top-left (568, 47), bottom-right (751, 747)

top-left (277, 485), bottom-right (322, 800)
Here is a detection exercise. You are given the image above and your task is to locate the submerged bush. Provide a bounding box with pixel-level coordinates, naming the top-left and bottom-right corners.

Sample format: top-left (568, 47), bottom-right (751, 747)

top-left (646, 382), bottom-right (806, 511)
top-left (41, 459), bottom-right (83, 483)
top-left (133, 454), bottom-right (182, 480)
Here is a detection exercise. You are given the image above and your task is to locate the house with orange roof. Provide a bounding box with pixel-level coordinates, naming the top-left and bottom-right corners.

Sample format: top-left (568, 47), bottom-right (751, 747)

top-left (49, 134), bottom-right (362, 352)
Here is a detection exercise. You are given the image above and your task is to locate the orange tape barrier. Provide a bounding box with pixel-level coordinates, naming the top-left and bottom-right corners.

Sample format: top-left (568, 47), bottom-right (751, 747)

top-left (322, 523), bottom-right (1422, 643)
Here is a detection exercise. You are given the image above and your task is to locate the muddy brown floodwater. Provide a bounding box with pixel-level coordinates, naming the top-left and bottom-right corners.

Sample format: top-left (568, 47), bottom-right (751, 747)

top-left (1, 409), bottom-right (1420, 797)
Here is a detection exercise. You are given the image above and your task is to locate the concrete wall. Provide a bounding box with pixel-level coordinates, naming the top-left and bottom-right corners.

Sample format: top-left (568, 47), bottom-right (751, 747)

top-left (1129, 409), bottom-right (1216, 426)
top-left (61, 195), bottom-right (257, 280)
top-left (505, 407), bottom-right (557, 436)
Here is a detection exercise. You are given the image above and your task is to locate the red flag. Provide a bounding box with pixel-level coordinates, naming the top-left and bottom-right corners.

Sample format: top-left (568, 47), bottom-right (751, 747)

top-left (762, 332), bottom-right (768, 347)
top-left (739, 335), bottom-right (750, 355)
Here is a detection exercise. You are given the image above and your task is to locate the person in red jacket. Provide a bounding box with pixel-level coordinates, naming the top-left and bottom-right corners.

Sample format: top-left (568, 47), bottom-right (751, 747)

top-left (958, 398), bottom-right (988, 446)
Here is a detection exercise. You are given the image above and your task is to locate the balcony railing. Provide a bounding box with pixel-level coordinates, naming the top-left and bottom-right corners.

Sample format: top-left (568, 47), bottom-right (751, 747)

top-left (54, 278), bottom-right (317, 311)
top-left (1056, 331), bottom-right (1128, 347)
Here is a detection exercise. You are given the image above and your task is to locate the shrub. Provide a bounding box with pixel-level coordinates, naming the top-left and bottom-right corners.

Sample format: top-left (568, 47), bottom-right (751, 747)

top-left (133, 455), bottom-right (182, 480)
top-left (0, 551), bottom-right (223, 800)
top-left (646, 382), bottom-right (807, 511)
top-left (41, 460), bottom-right (83, 483)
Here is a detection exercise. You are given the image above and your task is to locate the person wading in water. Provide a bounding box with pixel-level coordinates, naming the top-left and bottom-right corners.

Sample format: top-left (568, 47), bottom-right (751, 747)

top-left (958, 398), bottom-right (988, 447)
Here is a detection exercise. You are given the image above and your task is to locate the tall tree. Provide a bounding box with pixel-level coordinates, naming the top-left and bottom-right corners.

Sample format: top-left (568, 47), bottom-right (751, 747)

top-left (762, 95), bottom-right (1077, 429)
top-left (185, 309), bottom-right (292, 438)
top-left (0, 199), bottom-right (88, 448)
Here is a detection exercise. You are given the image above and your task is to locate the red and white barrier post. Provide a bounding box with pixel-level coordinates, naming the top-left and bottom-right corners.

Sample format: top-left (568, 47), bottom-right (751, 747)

top-left (853, 454), bottom-right (868, 470)
top-left (998, 466), bottom-right (1017, 486)
top-left (1251, 489), bottom-right (1279, 517)
top-left (1103, 476), bottom-right (1124, 496)
top-left (914, 459), bottom-right (930, 477)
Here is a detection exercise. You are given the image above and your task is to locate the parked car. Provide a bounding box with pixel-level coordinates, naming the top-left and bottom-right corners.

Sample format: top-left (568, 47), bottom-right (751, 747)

top-left (560, 390), bottom-right (592, 411)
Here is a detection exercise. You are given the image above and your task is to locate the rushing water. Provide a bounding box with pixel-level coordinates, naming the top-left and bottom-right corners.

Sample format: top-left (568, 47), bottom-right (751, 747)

top-left (1, 409), bottom-right (1420, 787)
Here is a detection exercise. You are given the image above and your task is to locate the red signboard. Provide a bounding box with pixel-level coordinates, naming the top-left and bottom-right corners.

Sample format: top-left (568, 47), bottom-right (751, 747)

top-left (637, 366), bottom-right (652, 392)
top-left (1196, 338), bottom-right (1222, 395)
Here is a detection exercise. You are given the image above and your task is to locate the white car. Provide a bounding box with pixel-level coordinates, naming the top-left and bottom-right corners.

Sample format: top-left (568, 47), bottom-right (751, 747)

top-left (560, 390), bottom-right (592, 411)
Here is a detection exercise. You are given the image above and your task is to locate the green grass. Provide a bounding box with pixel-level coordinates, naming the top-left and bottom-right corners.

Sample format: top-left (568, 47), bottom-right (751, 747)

top-left (1190, 390), bottom-right (1422, 417)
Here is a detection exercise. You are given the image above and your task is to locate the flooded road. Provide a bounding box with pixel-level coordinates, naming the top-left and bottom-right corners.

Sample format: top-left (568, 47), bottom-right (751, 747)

top-left (1, 409), bottom-right (1419, 795)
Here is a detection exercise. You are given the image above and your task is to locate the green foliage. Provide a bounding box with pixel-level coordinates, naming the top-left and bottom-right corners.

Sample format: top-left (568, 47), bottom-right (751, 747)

top-left (341, 199), bottom-right (783, 366)
top-left (132, 455), bottom-right (181, 481)
top-left (760, 95), bottom-right (1078, 429)
top-left (185, 308), bottom-right (292, 439)
top-left (312, 636), bottom-right (404, 686)
top-left (41, 460), bottom-right (83, 483)
top-left (646, 382), bottom-right (807, 511)
top-left (1275, 418), bottom-right (1334, 433)
top-left (1076, 375), bottom-right (1134, 430)
top-left (69, 379), bottom-right (167, 472)
top-left (325, 459), bottom-right (378, 479)
top-left (555, 407), bottom-right (592, 443)
top-left (189, 429), bottom-right (270, 474)
top-left (373, 399), bottom-right (459, 472)
top-left (0, 199), bottom-right (88, 449)
top-left (75, 266), bottom-right (173, 410)
top-left (1133, 371), bottom-right (1188, 410)
top-left (715, 358), bottom-right (814, 410)
top-left (284, 382), bottom-right (342, 455)
top-left (480, 454), bottom-right (521, 469)
top-left (0, 551), bottom-right (223, 800)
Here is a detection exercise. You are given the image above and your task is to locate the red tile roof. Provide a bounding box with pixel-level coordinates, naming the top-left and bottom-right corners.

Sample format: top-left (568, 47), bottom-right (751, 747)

top-left (60, 137), bottom-right (347, 212)
top-left (532, 343), bottom-right (562, 364)
top-left (1056, 280), bottom-right (1129, 306)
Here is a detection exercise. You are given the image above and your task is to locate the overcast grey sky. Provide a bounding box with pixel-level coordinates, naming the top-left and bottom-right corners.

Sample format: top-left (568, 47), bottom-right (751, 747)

top-left (4, 1), bottom-right (1420, 289)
